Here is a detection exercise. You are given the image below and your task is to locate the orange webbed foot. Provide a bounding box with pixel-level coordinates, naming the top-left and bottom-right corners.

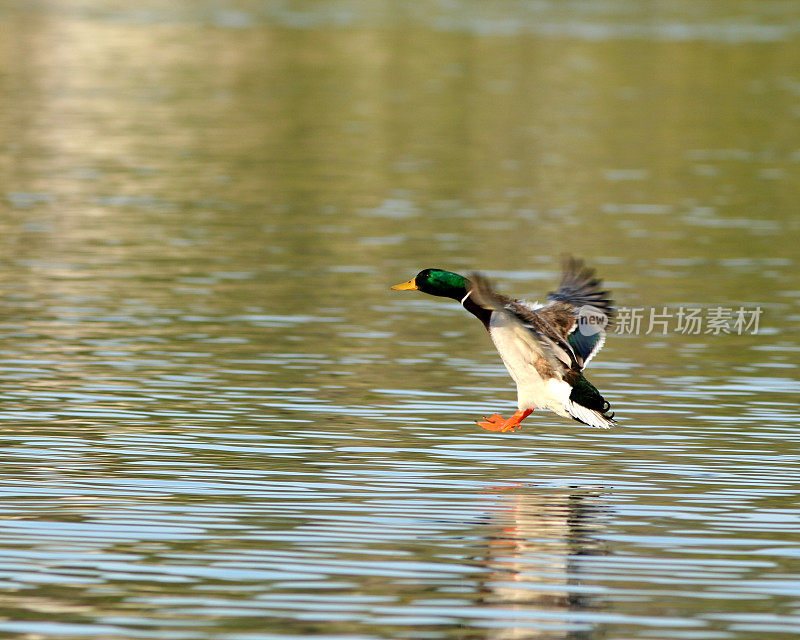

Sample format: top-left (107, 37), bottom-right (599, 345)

top-left (476, 409), bottom-right (533, 433)
top-left (477, 414), bottom-right (509, 432)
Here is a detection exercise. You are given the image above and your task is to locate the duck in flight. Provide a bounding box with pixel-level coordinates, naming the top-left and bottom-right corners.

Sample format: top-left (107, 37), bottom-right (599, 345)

top-left (391, 257), bottom-right (617, 432)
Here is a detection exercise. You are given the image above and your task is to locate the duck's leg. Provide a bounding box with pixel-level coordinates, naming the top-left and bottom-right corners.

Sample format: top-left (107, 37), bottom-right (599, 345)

top-left (477, 409), bottom-right (533, 433)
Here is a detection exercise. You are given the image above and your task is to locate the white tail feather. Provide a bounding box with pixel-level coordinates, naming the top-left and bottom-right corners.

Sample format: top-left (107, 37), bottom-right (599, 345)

top-left (564, 400), bottom-right (616, 429)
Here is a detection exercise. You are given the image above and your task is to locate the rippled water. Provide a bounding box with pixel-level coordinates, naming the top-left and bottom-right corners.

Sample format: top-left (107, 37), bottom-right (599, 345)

top-left (1, 1), bottom-right (799, 638)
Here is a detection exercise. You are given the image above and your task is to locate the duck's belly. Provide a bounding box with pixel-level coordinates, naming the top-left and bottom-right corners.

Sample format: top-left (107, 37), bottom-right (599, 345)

top-left (488, 314), bottom-right (571, 414)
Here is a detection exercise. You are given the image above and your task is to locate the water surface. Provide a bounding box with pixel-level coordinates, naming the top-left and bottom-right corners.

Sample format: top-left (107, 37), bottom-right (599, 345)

top-left (1, 1), bottom-right (799, 638)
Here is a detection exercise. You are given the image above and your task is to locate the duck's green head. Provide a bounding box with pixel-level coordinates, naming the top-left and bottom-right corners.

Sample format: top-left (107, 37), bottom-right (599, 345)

top-left (391, 269), bottom-right (470, 301)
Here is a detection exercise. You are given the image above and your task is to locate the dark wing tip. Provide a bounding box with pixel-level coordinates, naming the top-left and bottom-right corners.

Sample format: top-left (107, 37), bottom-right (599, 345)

top-left (549, 255), bottom-right (615, 320)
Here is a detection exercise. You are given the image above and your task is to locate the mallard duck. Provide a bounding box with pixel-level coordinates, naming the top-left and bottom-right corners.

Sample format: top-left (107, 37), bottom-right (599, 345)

top-left (391, 257), bottom-right (616, 431)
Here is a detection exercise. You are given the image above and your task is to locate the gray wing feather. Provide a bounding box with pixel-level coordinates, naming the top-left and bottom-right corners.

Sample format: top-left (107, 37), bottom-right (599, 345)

top-left (469, 273), bottom-right (580, 370)
top-left (541, 256), bottom-right (615, 368)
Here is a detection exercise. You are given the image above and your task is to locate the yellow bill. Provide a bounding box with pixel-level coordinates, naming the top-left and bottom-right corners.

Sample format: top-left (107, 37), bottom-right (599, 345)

top-left (391, 279), bottom-right (418, 291)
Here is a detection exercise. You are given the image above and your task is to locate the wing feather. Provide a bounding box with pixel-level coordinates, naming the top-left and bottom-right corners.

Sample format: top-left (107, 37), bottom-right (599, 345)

top-left (537, 256), bottom-right (615, 368)
top-left (548, 256), bottom-right (615, 318)
top-left (468, 273), bottom-right (580, 370)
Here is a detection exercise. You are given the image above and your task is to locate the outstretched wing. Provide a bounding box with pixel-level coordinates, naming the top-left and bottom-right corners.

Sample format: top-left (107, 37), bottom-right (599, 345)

top-left (536, 256), bottom-right (615, 368)
top-left (548, 256), bottom-right (614, 316)
top-left (468, 273), bottom-right (580, 371)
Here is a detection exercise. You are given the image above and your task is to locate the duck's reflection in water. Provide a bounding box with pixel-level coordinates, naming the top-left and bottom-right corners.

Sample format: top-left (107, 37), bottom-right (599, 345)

top-left (472, 488), bottom-right (610, 639)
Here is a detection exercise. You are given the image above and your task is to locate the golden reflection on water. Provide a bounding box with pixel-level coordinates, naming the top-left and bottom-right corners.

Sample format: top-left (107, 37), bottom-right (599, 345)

top-left (475, 489), bottom-right (606, 638)
top-left (2, 2), bottom-right (797, 266)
